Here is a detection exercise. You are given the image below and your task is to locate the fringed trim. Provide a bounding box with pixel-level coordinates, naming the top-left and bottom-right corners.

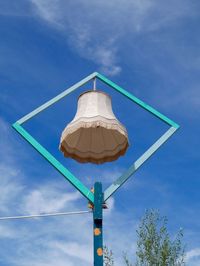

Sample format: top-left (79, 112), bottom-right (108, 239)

top-left (59, 141), bottom-right (129, 164)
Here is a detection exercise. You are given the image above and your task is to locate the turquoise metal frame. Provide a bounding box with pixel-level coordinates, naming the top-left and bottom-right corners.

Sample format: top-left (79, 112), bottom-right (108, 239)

top-left (12, 72), bottom-right (179, 204)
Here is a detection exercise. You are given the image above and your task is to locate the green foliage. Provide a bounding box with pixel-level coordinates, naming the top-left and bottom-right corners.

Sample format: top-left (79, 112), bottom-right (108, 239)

top-left (104, 246), bottom-right (114, 266)
top-left (104, 210), bottom-right (185, 266)
top-left (134, 210), bottom-right (185, 266)
top-left (123, 252), bottom-right (133, 266)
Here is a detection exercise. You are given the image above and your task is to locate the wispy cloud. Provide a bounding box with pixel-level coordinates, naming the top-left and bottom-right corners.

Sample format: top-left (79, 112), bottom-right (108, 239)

top-left (0, 118), bottom-right (25, 214)
top-left (0, 224), bottom-right (18, 239)
top-left (0, 117), bottom-right (137, 265)
top-left (30, 0), bottom-right (123, 76)
top-left (1, 2), bottom-right (200, 263)
top-left (28, 0), bottom-right (195, 77)
top-left (1, 0), bottom-right (199, 115)
top-left (185, 248), bottom-right (200, 266)
top-left (22, 185), bottom-right (81, 214)
top-left (0, 118), bottom-right (91, 265)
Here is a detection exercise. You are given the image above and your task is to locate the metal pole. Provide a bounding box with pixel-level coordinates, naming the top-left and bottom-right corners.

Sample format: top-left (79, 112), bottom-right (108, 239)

top-left (93, 182), bottom-right (103, 266)
top-left (93, 77), bottom-right (97, 91)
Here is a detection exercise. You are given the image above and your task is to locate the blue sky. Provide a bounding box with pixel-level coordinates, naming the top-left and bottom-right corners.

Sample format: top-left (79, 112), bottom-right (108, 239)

top-left (0, 0), bottom-right (200, 265)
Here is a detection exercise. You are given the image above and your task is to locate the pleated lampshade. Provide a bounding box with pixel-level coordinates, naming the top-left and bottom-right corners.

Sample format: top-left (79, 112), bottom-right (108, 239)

top-left (59, 90), bottom-right (129, 164)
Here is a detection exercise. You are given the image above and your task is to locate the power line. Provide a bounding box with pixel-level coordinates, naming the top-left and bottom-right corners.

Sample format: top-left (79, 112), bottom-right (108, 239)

top-left (0, 210), bottom-right (92, 221)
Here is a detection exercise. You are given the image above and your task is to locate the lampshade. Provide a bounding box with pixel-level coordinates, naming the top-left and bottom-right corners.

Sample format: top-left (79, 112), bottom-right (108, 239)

top-left (59, 90), bottom-right (129, 164)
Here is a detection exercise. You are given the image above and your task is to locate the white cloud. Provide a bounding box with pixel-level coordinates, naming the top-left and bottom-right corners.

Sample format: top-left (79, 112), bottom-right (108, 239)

top-left (0, 118), bottom-right (25, 214)
top-left (22, 185), bottom-right (81, 214)
top-left (1, 0), bottom-right (199, 115)
top-left (0, 167), bottom-right (24, 214)
top-left (0, 117), bottom-right (138, 266)
top-left (29, 0), bottom-right (123, 76)
top-left (186, 248), bottom-right (200, 264)
top-left (0, 224), bottom-right (18, 239)
top-left (105, 197), bottom-right (115, 214)
top-left (28, 0), bottom-right (195, 77)
top-left (30, 0), bottom-right (62, 27)
top-left (25, 0), bottom-right (200, 116)
top-left (50, 241), bottom-right (92, 263)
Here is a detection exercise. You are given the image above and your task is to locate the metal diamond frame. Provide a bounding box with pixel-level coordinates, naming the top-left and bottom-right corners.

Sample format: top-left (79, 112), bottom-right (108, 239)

top-left (12, 72), bottom-right (179, 203)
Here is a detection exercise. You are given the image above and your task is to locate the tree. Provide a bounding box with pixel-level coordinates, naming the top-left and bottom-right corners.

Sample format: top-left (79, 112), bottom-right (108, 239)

top-left (104, 209), bottom-right (185, 266)
top-left (123, 252), bottom-right (133, 266)
top-left (104, 245), bottom-right (114, 266)
top-left (133, 209), bottom-right (185, 266)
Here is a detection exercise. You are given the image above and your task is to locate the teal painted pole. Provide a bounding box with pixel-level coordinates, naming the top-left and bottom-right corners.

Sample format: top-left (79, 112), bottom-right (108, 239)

top-left (93, 182), bottom-right (103, 266)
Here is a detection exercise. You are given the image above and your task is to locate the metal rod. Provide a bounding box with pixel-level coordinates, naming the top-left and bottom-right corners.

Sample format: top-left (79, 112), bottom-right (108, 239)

top-left (0, 210), bottom-right (92, 221)
top-left (96, 73), bottom-right (179, 128)
top-left (104, 126), bottom-right (177, 201)
top-left (93, 182), bottom-right (103, 266)
top-left (93, 77), bottom-right (97, 91)
top-left (12, 122), bottom-right (94, 203)
top-left (17, 72), bottom-right (98, 125)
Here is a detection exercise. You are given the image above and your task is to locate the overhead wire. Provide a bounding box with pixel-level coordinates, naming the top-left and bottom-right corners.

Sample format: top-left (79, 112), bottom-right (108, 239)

top-left (0, 210), bottom-right (92, 221)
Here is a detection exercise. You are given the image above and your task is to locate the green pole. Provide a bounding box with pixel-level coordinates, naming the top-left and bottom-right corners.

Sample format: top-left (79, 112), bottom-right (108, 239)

top-left (93, 182), bottom-right (103, 266)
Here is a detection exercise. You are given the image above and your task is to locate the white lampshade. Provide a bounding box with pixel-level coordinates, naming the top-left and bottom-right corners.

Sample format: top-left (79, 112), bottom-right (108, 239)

top-left (59, 90), bottom-right (129, 164)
